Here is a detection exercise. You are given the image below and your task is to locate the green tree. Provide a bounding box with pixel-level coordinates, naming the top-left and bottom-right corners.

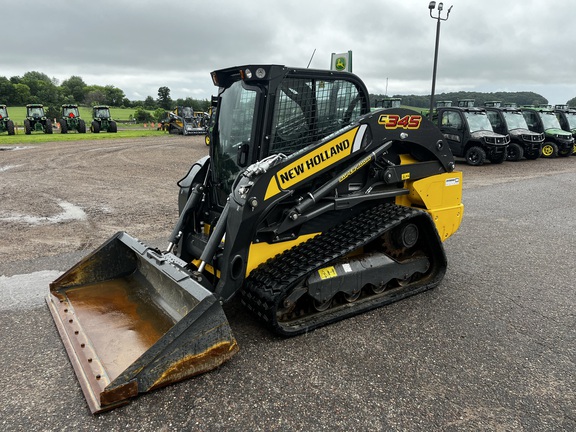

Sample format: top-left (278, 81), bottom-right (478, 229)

top-left (0, 77), bottom-right (16, 104)
top-left (134, 106), bottom-right (153, 123)
top-left (12, 83), bottom-right (31, 105)
top-left (103, 85), bottom-right (125, 106)
top-left (21, 71), bottom-right (53, 95)
top-left (60, 76), bottom-right (87, 103)
top-left (157, 86), bottom-right (172, 110)
top-left (84, 85), bottom-right (107, 106)
top-left (144, 96), bottom-right (157, 110)
top-left (46, 106), bottom-right (60, 121)
top-left (153, 108), bottom-right (166, 122)
top-left (36, 80), bottom-right (60, 106)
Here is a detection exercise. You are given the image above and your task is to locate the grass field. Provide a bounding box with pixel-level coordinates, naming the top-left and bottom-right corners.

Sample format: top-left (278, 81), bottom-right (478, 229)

top-left (0, 128), bottom-right (172, 145)
top-left (0, 106), bottom-right (167, 144)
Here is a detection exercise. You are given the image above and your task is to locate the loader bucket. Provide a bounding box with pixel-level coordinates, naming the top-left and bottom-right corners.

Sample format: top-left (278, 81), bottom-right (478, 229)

top-left (46, 232), bottom-right (238, 414)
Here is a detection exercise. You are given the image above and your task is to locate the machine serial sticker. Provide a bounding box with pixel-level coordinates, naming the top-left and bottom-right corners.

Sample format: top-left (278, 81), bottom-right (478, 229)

top-left (378, 114), bottom-right (422, 130)
top-left (318, 266), bottom-right (338, 279)
top-left (445, 177), bottom-right (460, 186)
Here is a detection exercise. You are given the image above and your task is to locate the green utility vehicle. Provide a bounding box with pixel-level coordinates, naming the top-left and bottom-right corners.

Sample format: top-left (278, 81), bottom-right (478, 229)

top-left (485, 106), bottom-right (544, 160)
top-left (436, 106), bottom-right (509, 165)
top-left (60, 104), bottom-right (86, 134)
top-left (0, 104), bottom-right (15, 135)
top-left (24, 104), bottom-right (53, 134)
top-left (457, 99), bottom-right (475, 108)
top-left (554, 105), bottom-right (576, 155)
top-left (91, 105), bottom-right (117, 133)
top-left (521, 106), bottom-right (573, 157)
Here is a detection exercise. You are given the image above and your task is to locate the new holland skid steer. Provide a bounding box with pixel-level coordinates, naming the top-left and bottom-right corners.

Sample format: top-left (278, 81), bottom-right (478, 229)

top-left (47, 65), bottom-right (464, 413)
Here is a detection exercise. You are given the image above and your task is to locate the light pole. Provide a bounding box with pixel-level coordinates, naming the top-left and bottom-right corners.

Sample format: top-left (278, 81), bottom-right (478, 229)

top-left (428, 1), bottom-right (452, 121)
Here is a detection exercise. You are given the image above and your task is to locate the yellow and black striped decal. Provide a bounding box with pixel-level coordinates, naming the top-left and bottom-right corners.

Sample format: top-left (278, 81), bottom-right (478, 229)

top-left (265, 126), bottom-right (364, 200)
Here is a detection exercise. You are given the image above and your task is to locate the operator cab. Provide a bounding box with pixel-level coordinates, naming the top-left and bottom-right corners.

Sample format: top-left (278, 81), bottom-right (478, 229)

top-left (209, 65), bottom-right (370, 205)
top-left (28, 106), bottom-right (44, 117)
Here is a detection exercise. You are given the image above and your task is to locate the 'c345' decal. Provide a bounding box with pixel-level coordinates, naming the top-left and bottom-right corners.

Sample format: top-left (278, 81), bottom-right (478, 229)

top-left (378, 114), bottom-right (422, 130)
top-left (264, 127), bottom-right (359, 200)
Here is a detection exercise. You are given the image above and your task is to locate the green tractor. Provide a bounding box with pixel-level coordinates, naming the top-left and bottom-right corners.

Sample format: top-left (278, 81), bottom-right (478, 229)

top-left (90, 105), bottom-right (117, 133)
top-left (0, 104), bottom-right (16, 135)
top-left (60, 104), bottom-right (87, 134)
top-left (24, 104), bottom-right (53, 134)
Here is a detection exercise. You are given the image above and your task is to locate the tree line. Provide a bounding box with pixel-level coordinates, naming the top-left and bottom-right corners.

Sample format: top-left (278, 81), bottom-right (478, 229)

top-left (0, 71), bottom-right (210, 121)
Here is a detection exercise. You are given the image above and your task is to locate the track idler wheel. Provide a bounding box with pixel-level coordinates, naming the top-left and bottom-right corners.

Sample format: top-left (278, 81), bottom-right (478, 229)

top-left (392, 223), bottom-right (419, 249)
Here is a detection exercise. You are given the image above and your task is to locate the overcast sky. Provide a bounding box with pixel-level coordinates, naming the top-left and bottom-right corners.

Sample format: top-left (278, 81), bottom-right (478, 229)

top-left (4, 0), bottom-right (576, 104)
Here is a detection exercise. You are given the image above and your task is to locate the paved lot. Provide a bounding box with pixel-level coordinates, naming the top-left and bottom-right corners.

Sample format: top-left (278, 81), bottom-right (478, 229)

top-left (0, 138), bottom-right (574, 431)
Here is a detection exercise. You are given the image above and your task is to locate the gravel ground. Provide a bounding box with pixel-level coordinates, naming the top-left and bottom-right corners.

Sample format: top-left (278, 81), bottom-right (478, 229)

top-left (0, 137), bottom-right (575, 431)
top-left (0, 135), bottom-right (207, 267)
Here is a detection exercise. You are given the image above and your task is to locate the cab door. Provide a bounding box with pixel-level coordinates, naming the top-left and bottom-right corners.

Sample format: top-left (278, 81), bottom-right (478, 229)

top-left (438, 109), bottom-right (466, 157)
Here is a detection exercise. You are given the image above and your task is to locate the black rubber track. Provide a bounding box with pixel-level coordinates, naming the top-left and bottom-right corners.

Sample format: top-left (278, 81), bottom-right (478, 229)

top-left (240, 202), bottom-right (447, 336)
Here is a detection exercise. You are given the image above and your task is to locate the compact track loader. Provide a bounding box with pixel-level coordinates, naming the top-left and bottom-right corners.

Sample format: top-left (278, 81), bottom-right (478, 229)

top-left (47, 65), bottom-right (464, 413)
top-left (162, 106), bottom-right (206, 135)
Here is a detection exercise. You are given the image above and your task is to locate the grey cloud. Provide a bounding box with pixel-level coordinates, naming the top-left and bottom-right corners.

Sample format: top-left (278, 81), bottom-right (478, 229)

top-left (2, 0), bottom-right (576, 104)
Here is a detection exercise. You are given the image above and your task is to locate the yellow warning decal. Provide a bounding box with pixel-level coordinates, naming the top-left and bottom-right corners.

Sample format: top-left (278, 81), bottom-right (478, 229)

top-left (318, 266), bottom-right (338, 279)
top-left (264, 127), bottom-right (358, 200)
top-left (401, 172), bottom-right (411, 180)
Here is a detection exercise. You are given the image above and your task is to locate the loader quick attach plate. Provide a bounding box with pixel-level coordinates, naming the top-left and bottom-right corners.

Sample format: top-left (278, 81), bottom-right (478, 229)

top-left (46, 232), bottom-right (238, 413)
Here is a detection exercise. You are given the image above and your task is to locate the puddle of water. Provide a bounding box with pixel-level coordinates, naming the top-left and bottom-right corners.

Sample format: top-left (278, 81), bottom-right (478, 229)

top-left (0, 146), bottom-right (31, 151)
top-left (0, 270), bottom-right (63, 311)
top-left (0, 201), bottom-right (87, 225)
top-left (0, 164), bottom-right (21, 172)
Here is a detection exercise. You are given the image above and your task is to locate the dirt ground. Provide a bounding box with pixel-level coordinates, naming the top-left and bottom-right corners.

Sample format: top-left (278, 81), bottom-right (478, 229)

top-left (0, 135), bottom-right (208, 264)
top-left (1, 136), bottom-right (575, 430)
top-left (1, 136), bottom-right (575, 266)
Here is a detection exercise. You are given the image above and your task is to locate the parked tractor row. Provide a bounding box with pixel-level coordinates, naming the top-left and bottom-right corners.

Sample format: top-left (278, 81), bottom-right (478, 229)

top-left (0, 104), bottom-right (117, 135)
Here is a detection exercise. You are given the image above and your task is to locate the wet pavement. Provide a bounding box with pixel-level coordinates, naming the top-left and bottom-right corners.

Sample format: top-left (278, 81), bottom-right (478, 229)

top-left (0, 151), bottom-right (575, 431)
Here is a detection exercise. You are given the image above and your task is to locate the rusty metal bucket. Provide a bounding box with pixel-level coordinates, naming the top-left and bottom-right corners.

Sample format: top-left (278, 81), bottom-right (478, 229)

top-left (46, 232), bottom-right (238, 413)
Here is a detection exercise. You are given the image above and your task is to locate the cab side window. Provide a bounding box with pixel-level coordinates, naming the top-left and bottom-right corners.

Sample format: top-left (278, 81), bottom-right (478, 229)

top-left (441, 111), bottom-right (462, 129)
top-left (487, 111), bottom-right (501, 129)
top-left (269, 78), bottom-right (364, 155)
top-left (522, 111), bottom-right (537, 129)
